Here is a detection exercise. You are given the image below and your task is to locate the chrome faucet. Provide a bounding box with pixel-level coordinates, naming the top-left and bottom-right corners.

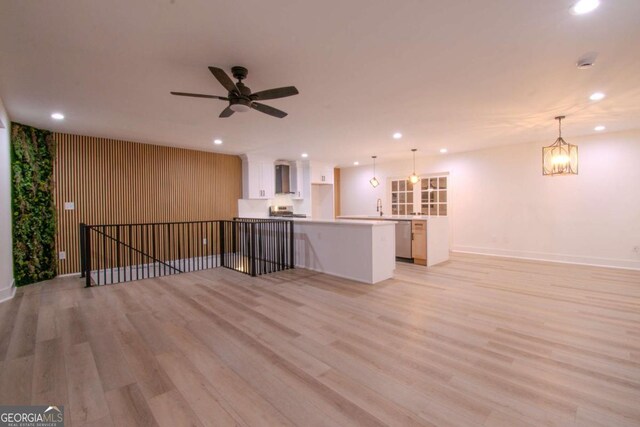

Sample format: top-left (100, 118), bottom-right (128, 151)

top-left (376, 198), bottom-right (383, 216)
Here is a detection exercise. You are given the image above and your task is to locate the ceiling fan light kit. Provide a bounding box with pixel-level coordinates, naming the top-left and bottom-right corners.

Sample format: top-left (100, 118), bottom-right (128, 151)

top-left (171, 65), bottom-right (299, 118)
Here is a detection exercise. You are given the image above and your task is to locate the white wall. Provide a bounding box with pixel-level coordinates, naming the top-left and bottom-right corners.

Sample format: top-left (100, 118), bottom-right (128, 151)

top-left (0, 96), bottom-right (15, 301)
top-left (341, 130), bottom-right (640, 270)
top-left (311, 184), bottom-right (334, 219)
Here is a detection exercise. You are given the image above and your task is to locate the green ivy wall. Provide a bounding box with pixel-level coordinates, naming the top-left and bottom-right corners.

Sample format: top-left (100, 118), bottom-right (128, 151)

top-left (11, 123), bottom-right (57, 286)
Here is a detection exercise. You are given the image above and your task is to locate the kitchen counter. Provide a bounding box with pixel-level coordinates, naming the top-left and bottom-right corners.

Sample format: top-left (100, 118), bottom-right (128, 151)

top-left (338, 215), bottom-right (431, 221)
top-left (289, 217), bottom-right (392, 226)
top-left (239, 216), bottom-right (394, 226)
top-left (338, 214), bottom-right (450, 267)
top-left (291, 219), bottom-right (395, 284)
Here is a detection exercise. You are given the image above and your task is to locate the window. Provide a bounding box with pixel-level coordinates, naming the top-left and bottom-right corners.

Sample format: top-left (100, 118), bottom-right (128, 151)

top-left (391, 179), bottom-right (414, 215)
top-left (420, 176), bottom-right (447, 216)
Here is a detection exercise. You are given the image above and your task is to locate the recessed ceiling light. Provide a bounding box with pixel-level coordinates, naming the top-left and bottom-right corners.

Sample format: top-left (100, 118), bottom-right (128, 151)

top-left (594, 125), bottom-right (606, 131)
top-left (213, 139), bottom-right (223, 145)
top-left (440, 148), bottom-right (448, 153)
top-left (571, 0), bottom-right (600, 15)
top-left (589, 92), bottom-right (605, 101)
top-left (51, 112), bottom-right (64, 120)
top-left (301, 153), bottom-right (308, 158)
top-left (393, 132), bottom-right (402, 139)
top-left (353, 161), bottom-right (359, 166)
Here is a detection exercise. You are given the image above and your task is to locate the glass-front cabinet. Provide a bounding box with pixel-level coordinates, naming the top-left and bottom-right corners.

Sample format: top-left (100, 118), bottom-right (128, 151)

top-left (390, 175), bottom-right (448, 216)
top-left (420, 176), bottom-right (447, 216)
top-left (391, 179), bottom-right (414, 215)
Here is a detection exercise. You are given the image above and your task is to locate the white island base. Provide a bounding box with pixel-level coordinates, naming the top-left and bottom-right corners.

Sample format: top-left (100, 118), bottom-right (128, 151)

top-left (293, 219), bottom-right (395, 284)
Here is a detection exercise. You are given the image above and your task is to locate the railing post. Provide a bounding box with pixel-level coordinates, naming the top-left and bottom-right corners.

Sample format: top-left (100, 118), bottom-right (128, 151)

top-left (250, 222), bottom-right (256, 276)
top-left (289, 220), bottom-right (294, 269)
top-left (85, 226), bottom-right (92, 287)
top-left (232, 219), bottom-right (237, 254)
top-left (219, 221), bottom-right (225, 267)
top-left (79, 223), bottom-right (86, 278)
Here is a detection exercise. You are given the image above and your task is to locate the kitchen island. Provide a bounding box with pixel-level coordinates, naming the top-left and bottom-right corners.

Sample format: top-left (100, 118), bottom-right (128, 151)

top-left (338, 215), bottom-right (449, 267)
top-left (290, 218), bottom-right (396, 284)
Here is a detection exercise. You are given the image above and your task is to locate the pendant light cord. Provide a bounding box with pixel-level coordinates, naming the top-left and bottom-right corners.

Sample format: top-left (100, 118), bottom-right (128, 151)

top-left (411, 148), bottom-right (417, 175)
top-left (558, 118), bottom-right (562, 138)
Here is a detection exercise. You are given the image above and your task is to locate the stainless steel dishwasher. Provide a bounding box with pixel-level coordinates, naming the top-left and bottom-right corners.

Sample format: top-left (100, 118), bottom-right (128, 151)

top-left (395, 220), bottom-right (412, 259)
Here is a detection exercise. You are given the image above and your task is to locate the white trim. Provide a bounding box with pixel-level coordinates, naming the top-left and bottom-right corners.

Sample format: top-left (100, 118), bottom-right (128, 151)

top-left (0, 279), bottom-right (16, 303)
top-left (57, 272), bottom-right (81, 278)
top-left (89, 254), bottom-right (221, 285)
top-left (452, 246), bottom-right (640, 271)
top-left (295, 262), bottom-right (377, 284)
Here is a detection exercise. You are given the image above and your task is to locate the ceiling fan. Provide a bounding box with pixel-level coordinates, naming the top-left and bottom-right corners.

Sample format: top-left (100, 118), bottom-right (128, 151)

top-left (171, 66), bottom-right (299, 118)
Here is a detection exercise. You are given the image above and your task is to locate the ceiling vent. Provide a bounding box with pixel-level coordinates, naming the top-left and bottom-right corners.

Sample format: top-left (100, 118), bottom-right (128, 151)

top-left (577, 52), bottom-right (598, 69)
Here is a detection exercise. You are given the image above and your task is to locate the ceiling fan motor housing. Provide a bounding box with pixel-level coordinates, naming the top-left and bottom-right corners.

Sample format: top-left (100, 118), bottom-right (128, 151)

top-left (231, 66), bottom-right (248, 81)
top-left (234, 82), bottom-right (252, 97)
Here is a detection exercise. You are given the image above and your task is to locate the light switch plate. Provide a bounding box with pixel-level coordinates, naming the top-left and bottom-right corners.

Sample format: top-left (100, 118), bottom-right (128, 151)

top-left (59, 251), bottom-right (66, 260)
top-left (64, 202), bottom-right (75, 210)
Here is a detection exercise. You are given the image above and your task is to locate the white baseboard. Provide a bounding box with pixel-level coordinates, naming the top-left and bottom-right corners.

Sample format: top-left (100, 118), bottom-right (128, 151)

top-left (452, 246), bottom-right (640, 271)
top-left (295, 263), bottom-right (376, 284)
top-left (57, 272), bottom-right (81, 278)
top-left (0, 279), bottom-right (16, 303)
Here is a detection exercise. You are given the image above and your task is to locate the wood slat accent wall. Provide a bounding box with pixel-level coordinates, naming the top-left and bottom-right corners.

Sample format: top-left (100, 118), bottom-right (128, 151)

top-left (53, 133), bottom-right (242, 275)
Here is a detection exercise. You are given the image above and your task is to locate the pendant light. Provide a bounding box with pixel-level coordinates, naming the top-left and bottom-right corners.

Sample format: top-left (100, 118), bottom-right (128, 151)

top-left (543, 116), bottom-right (578, 175)
top-left (408, 148), bottom-right (419, 184)
top-left (369, 156), bottom-right (380, 188)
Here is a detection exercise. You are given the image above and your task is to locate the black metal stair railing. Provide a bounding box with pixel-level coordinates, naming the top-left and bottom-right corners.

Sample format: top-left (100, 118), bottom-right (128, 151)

top-left (231, 218), bottom-right (295, 276)
top-left (79, 219), bottom-right (294, 287)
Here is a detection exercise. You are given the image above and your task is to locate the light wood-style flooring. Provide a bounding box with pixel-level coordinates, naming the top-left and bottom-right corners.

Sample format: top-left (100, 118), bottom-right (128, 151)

top-left (1, 253), bottom-right (639, 426)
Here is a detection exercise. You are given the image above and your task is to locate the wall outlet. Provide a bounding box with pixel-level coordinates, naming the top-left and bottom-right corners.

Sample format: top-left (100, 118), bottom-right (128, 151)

top-left (633, 246), bottom-right (640, 254)
top-left (64, 202), bottom-right (75, 210)
top-left (59, 251), bottom-right (66, 260)
top-left (202, 238), bottom-right (207, 245)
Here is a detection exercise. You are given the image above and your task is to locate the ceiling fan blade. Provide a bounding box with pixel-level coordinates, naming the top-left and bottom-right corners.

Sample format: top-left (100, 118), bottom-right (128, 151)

top-left (219, 106), bottom-right (235, 118)
top-left (170, 91), bottom-right (228, 100)
top-left (251, 86), bottom-right (299, 101)
top-left (209, 67), bottom-right (239, 94)
top-left (251, 102), bottom-right (288, 118)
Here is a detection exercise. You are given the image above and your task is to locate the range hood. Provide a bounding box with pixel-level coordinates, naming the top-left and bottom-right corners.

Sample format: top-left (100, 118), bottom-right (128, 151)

top-left (275, 163), bottom-right (293, 194)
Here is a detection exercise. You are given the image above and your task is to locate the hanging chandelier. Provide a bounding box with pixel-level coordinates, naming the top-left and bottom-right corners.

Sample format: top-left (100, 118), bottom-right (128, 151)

top-left (408, 148), bottom-right (419, 184)
top-left (369, 155), bottom-right (380, 188)
top-left (543, 116), bottom-right (578, 176)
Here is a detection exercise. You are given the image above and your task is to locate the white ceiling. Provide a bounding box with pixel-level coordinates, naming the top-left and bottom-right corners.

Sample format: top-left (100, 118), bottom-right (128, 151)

top-left (1, 0), bottom-right (639, 166)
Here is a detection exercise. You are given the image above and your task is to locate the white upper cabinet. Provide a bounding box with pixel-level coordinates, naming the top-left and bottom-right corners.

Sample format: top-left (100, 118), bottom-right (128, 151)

top-left (290, 161), bottom-right (304, 199)
top-left (310, 161), bottom-right (334, 185)
top-left (242, 156), bottom-right (275, 199)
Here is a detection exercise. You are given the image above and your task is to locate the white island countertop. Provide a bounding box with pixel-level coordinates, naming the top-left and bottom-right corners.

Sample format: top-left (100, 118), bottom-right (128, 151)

top-left (239, 216), bottom-right (395, 226)
top-left (337, 215), bottom-right (431, 221)
top-left (289, 217), bottom-right (393, 226)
